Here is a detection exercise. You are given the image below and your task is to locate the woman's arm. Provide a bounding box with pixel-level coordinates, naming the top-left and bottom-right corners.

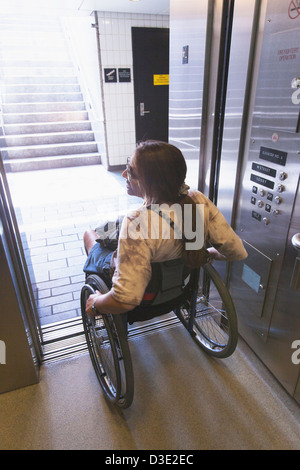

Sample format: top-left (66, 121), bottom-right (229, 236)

top-left (86, 290), bottom-right (136, 316)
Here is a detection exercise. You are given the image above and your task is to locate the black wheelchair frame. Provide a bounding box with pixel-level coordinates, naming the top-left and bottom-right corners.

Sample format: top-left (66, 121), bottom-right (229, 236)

top-left (80, 259), bottom-right (238, 409)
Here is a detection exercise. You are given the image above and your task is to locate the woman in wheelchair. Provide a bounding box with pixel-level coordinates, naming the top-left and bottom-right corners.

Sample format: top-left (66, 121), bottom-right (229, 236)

top-left (83, 140), bottom-right (247, 317)
top-left (81, 140), bottom-right (247, 407)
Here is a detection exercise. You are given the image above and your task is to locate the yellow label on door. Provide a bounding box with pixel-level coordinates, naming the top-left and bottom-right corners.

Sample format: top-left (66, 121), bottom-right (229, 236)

top-left (153, 74), bottom-right (169, 86)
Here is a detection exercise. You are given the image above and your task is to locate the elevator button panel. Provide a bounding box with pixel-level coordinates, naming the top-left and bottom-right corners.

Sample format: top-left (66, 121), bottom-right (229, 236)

top-left (229, 0), bottom-right (300, 401)
top-left (249, 146), bottom-right (289, 226)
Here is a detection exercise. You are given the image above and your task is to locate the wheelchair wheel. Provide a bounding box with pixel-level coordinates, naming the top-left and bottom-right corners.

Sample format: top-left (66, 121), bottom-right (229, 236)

top-left (180, 264), bottom-right (238, 358)
top-left (81, 274), bottom-right (134, 409)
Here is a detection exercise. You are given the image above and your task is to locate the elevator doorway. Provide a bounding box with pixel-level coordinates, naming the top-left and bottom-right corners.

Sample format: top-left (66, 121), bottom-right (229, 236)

top-left (0, 13), bottom-right (142, 363)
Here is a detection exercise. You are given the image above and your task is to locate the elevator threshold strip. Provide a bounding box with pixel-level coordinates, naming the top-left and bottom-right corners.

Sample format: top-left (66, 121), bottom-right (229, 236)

top-left (41, 313), bottom-right (182, 364)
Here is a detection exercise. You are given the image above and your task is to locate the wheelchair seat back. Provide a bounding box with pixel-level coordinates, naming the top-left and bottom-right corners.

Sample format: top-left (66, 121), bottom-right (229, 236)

top-left (127, 258), bottom-right (196, 324)
top-left (141, 258), bottom-right (191, 306)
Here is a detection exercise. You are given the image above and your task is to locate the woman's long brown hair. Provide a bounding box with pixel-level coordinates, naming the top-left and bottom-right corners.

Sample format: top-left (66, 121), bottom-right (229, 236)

top-left (134, 140), bottom-right (187, 204)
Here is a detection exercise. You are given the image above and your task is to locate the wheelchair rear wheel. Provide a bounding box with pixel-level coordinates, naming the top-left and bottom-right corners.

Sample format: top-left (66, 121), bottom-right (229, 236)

top-left (81, 274), bottom-right (134, 409)
top-left (180, 264), bottom-right (238, 358)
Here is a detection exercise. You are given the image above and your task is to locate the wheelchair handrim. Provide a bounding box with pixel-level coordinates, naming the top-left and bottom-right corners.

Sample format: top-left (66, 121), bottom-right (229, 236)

top-left (81, 286), bottom-right (122, 403)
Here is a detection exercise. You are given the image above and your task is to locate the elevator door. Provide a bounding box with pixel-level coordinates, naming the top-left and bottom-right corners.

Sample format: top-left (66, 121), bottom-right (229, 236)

top-left (132, 27), bottom-right (170, 143)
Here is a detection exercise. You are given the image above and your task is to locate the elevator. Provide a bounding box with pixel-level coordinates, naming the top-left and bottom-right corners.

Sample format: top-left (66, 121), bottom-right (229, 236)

top-left (0, 0), bottom-right (299, 402)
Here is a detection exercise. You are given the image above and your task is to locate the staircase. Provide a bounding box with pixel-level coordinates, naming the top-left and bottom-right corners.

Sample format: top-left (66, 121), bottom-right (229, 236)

top-left (0, 16), bottom-right (101, 172)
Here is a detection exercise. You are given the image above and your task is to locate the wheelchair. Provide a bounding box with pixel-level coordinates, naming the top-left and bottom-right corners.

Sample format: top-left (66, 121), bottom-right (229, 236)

top-left (80, 258), bottom-right (238, 409)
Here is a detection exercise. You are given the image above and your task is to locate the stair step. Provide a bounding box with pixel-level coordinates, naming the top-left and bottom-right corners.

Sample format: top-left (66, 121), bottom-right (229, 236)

top-left (1, 142), bottom-right (98, 159)
top-left (2, 92), bottom-right (83, 104)
top-left (0, 34), bottom-right (67, 49)
top-left (2, 84), bottom-right (81, 94)
top-left (1, 67), bottom-right (76, 77)
top-left (1, 76), bottom-right (78, 85)
top-left (0, 47), bottom-right (70, 62)
top-left (3, 121), bottom-right (92, 135)
top-left (2, 110), bottom-right (89, 124)
top-left (1, 130), bottom-right (95, 147)
top-left (2, 101), bottom-right (86, 114)
top-left (0, 59), bottom-right (73, 68)
top-left (3, 153), bottom-right (101, 172)
top-left (0, 40), bottom-right (65, 51)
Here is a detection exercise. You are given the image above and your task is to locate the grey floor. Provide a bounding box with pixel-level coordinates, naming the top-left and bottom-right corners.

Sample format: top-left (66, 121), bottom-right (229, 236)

top-left (1, 329), bottom-right (300, 450)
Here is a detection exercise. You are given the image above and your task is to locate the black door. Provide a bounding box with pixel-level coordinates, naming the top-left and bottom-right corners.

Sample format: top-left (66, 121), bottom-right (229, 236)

top-left (132, 27), bottom-right (169, 143)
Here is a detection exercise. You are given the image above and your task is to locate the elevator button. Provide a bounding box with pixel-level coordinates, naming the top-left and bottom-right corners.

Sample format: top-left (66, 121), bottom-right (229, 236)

top-left (279, 172), bottom-right (287, 181)
top-left (257, 200), bottom-right (264, 208)
top-left (277, 184), bottom-right (284, 193)
top-left (259, 189), bottom-right (265, 197)
top-left (275, 196), bottom-right (282, 205)
top-left (263, 217), bottom-right (270, 225)
top-left (273, 209), bottom-right (279, 216)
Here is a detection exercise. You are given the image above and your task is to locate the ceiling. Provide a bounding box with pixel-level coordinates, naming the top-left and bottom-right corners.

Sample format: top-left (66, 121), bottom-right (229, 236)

top-left (1, 0), bottom-right (170, 16)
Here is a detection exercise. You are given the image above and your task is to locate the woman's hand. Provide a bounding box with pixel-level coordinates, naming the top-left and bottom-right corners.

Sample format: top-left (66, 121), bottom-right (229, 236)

top-left (86, 290), bottom-right (102, 316)
top-left (207, 247), bottom-right (226, 261)
top-left (86, 289), bottom-right (136, 315)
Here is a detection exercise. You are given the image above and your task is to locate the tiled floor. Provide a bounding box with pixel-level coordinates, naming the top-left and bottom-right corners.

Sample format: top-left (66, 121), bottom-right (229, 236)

top-left (7, 165), bottom-right (141, 325)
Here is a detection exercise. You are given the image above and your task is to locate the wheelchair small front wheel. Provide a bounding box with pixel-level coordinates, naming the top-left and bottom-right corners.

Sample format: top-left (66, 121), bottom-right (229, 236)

top-left (81, 274), bottom-right (134, 409)
top-left (181, 264), bottom-right (238, 358)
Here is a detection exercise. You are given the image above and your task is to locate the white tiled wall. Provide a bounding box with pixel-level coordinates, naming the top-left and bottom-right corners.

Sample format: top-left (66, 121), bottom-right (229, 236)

top-left (96, 11), bottom-right (169, 168)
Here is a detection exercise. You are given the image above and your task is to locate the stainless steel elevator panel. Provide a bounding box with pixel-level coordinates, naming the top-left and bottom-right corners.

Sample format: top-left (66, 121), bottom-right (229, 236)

top-left (265, 181), bottom-right (300, 397)
top-left (252, 5), bottom-right (300, 134)
top-left (229, 0), bottom-right (300, 400)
